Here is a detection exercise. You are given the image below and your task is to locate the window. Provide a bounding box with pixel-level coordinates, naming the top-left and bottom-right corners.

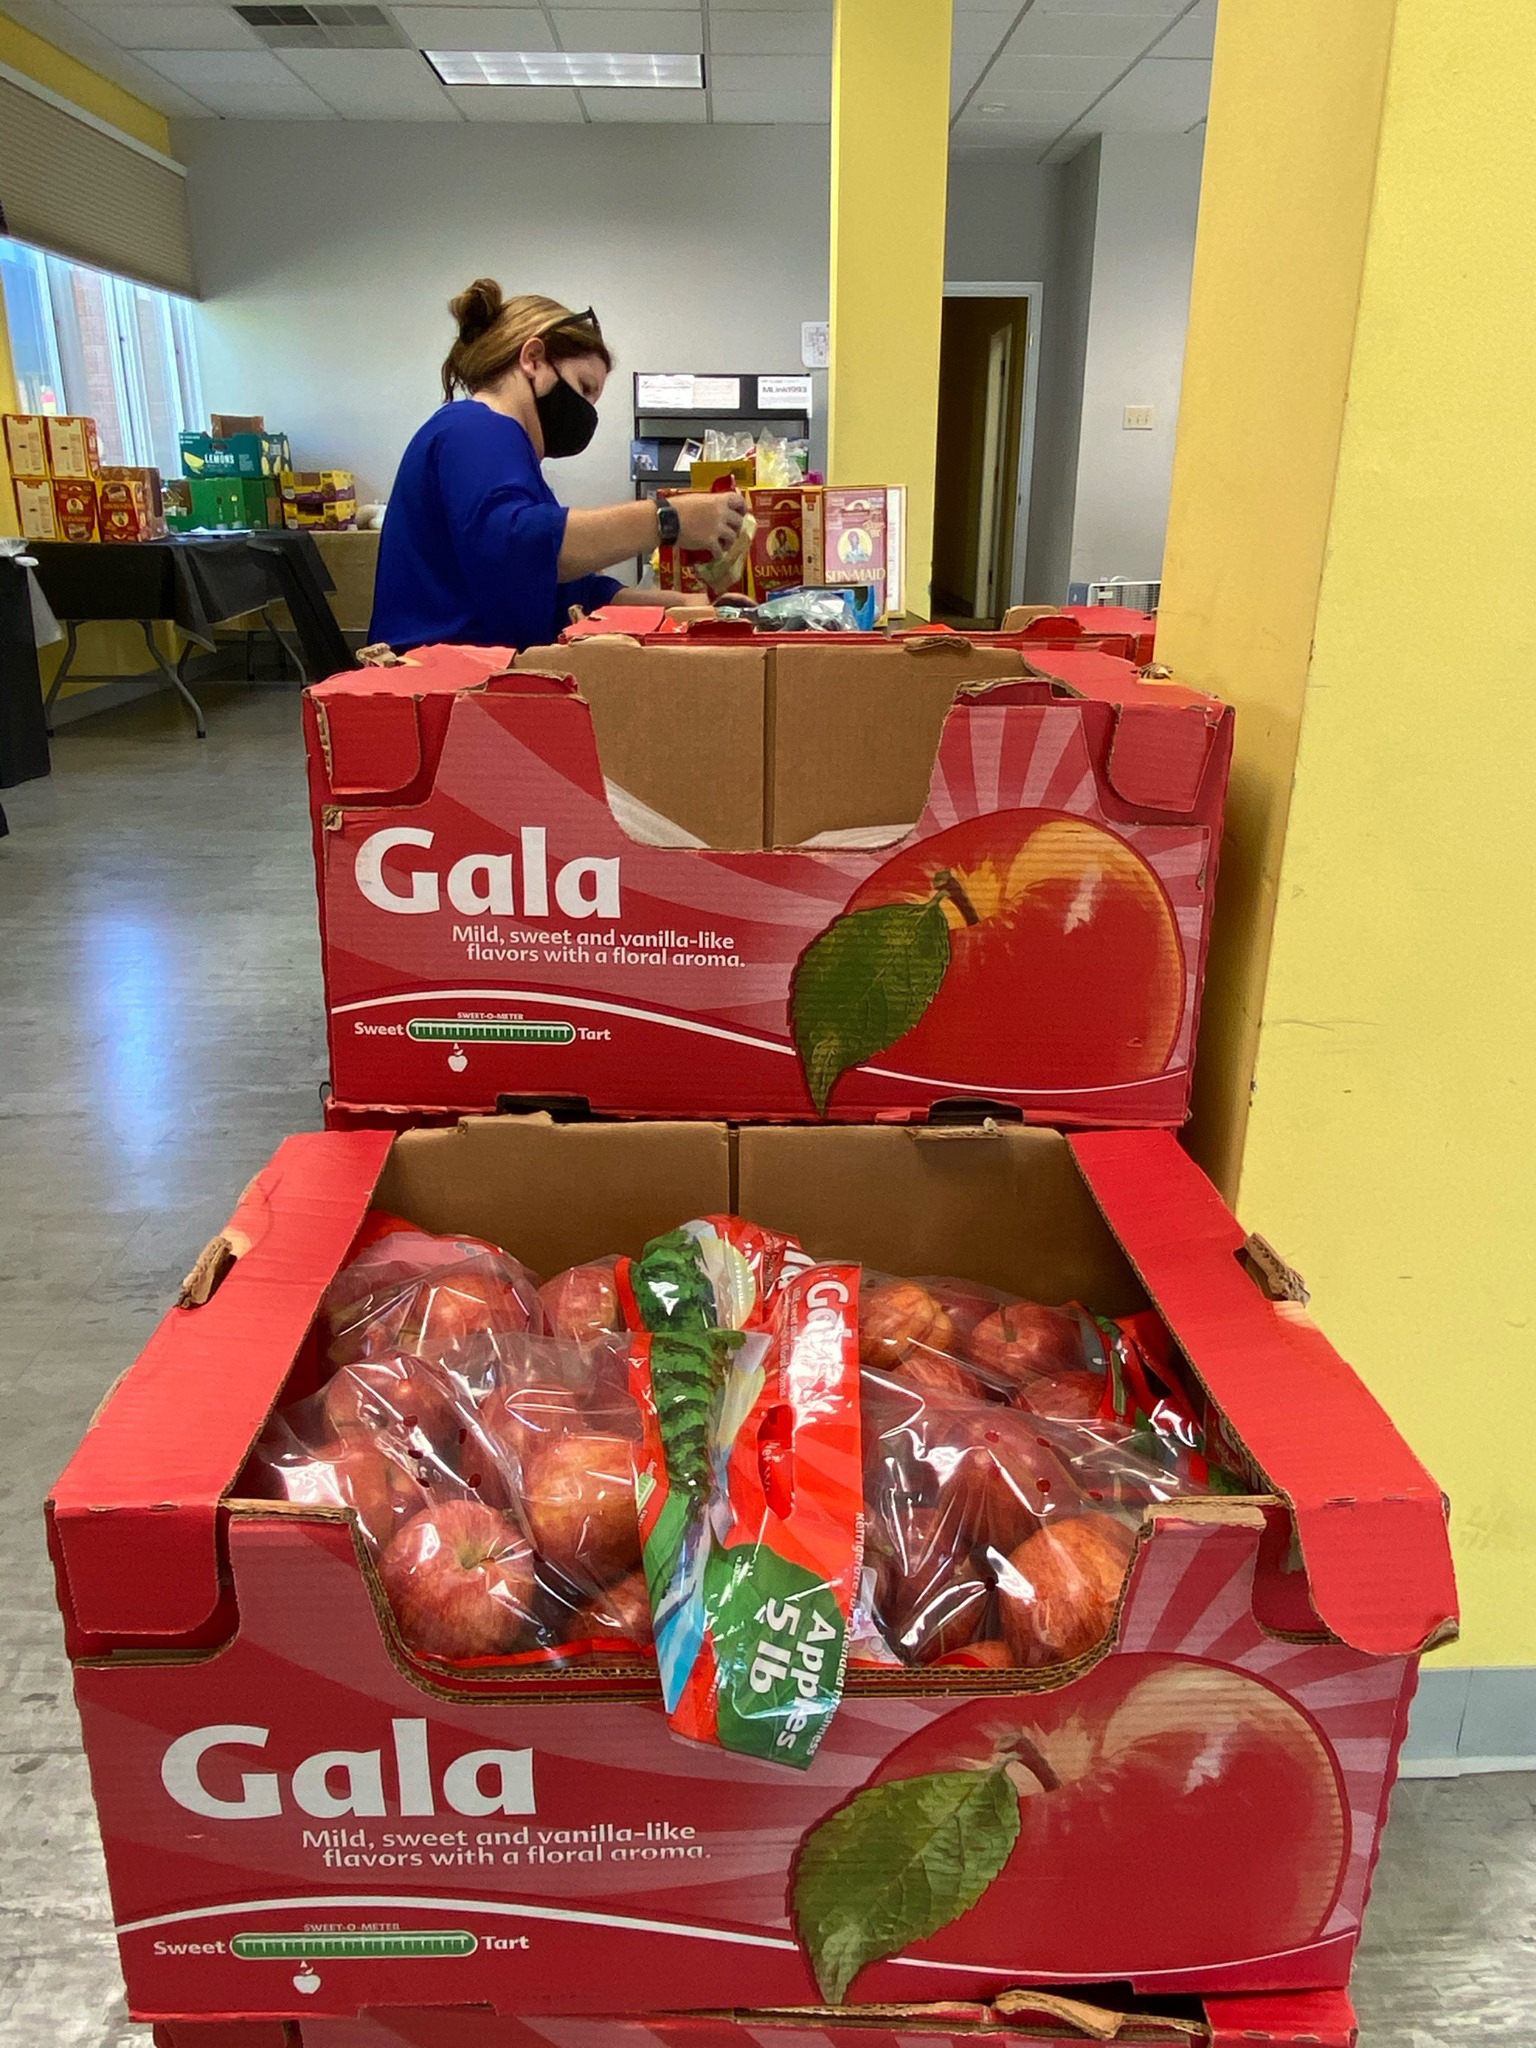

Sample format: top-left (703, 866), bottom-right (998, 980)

top-left (0, 238), bottom-right (203, 477)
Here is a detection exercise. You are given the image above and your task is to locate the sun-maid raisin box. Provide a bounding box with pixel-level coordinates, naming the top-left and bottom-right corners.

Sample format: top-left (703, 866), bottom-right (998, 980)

top-left (50, 1115), bottom-right (1454, 2028)
top-left (147, 1984), bottom-right (1362, 2046)
top-left (304, 637), bottom-right (1229, 1124)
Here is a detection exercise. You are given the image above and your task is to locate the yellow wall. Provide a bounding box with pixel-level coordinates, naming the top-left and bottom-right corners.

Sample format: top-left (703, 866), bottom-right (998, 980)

top-left (1162, 0), bottom-right (1536, 1667)
top-left (828, 0), bottom-right (951, 619)
top-left (0, 10), bottom-right (171, 155)
top-left (0, 11), bottom-right (178, 689)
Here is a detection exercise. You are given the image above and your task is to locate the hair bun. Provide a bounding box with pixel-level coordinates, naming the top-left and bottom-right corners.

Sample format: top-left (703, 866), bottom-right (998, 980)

top-left (450, 277), bottom-right (504, 344)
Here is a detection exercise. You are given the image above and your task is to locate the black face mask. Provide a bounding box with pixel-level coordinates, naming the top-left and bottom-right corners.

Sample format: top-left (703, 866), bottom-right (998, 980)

top-left (535, 369), bottom-right (599, 460)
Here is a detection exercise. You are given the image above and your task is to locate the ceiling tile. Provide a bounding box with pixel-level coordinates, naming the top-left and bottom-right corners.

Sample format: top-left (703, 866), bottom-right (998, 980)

top-left (6, 0), bottom-right (218, 111)
top-left (708, 51), bottom-right (825, 97)
top-left (710, 86), bottom-right (823, 122)
top-left (582, 83), bottom-right (705, 117)
top-left (137, 45), bottom-right (295, 83)
top-left (1005, 10), bottom-right (1176, 58)
top-left (192, 77), bottom-right (335, 114)
top-left (982, 52), bottom-right (1125, 91)
top-left (1155, 0), bottom-right (1217, 59)
top-left (551, 10), bottom-right (702, 54)
top-left (446, 82), bottom-right (586, 117)
top-left (708, 0), bottom-right (827, 10)
top-left (81, 5), bottom-right (261, 50)
top-left (395, 7), bottom-right (555, 48)
top-left (1085, 53), bottom-right (1210, 130)
top-left (968, 86), bottom-right (1095, 117)
top-left (707, 9), bottom-right (830, 55)
top-left (277, 46), bottom-right (461, 116)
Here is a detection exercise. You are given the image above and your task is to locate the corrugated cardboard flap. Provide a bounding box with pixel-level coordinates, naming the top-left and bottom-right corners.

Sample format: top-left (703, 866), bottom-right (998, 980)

top-left (48, 1131), bottom-right (393, 1646)
top-left (1009, 650), bottom-right (1228, 813)
top-left (1070, 1130), bottom-right (1457, 1657)
top-left (309, 645), bottom-right (517, 796)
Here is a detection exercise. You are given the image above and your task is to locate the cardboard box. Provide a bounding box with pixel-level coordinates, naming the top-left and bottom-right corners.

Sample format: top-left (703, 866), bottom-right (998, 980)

top-left (101, 464), bottom-right (167, 519)
top-left (182, 431), bottom-right (292, 480)
top-left (3, 412), bottom-right (50, 479)
top-left (148, 1986), bottom-right (1362, 2046)
top-left (211, 413), bottom-right (265, 439)
top-left (12, 476), bottom-right (59, 540)
top-left (52, 478), bottom-right (97, 541)
top-left (283, 470), bottom-right (357, 531)
top-left (98, 480), bottom-right (165, 542)
top-left (822, 486), bottom-right (890, 612)
top-left (284, 498), bottom-right (358, 532)
top-left (303, 637), bottom-right (1231, 1124)
top-left (170, 475), bottom-right (281, 531)
top-left (44, 414), bottom-right (101, 479)
top-left (49, 1115), bottom-right (1453, 2026)
top-left (747, 484), bottom-right (824, 599)
top-left (1001, 607), bottom-right (1158, 668)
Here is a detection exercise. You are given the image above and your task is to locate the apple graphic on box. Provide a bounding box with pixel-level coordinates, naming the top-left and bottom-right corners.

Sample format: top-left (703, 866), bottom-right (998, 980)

top-left (379, 1499), bottom-right (536, 1658)
top-left (293, 1966), bottom-right (321, 1995)
top-left (791, 1651), bottom-right (1350, 1999)
top-left (791, 811), bottom-right (1185, 1111)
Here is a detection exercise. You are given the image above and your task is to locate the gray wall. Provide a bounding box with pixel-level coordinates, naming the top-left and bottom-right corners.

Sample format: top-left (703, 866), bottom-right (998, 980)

top-left (177, 120), bottom-right (832, 505)
top-left (1069, 134), bottom-right (1205, 587)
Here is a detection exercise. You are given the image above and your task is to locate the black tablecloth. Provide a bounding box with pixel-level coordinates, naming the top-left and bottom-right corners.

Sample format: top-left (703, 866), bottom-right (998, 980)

top-left (25, 531), bottom-right (334, 638)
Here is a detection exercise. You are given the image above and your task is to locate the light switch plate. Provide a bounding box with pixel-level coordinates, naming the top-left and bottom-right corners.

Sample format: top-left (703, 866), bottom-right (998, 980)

top-left (1123, 404), bottom-right (1155, 430)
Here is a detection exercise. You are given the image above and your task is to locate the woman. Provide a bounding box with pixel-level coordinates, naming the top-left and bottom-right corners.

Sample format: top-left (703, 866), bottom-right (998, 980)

top-left (370, 282), bottom-right (745, 652)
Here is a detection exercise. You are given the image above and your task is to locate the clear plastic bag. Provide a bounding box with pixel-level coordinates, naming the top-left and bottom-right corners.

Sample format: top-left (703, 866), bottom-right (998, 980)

top-left (322, 1222), bottom-right (544, 1392)
top-left (754, 430), bottom-right (810, 486)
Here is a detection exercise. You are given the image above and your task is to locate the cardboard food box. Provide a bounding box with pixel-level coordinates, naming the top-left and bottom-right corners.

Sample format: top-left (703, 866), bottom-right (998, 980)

top-left (3, 411), bottom-right (50, 479)
top-left (303, 637), bottom-right (1231, 1126)
top-left (182, 431), bottom-right (292, 481)
top-left (44, 413), bottom-right (101, 479)
top-left (98, 480), bottom-right (163, 542)
top-left (12, 475), bottom-right (60, 540)
top-left (211, 413), bottom-right (266, 439)
top-left (49, 1113), bottom-right (1453, 2027)
top-left (747, 484), bottom-right (825, 599)
top-left (147, 1985), bottom-right (1362, 2046)
top-left (1001, 607), bottom-right (1158, 668)
top-left (52, 477), bottom-right (98, 541)
top-left (171, 475), bottom-right (281, 532)
top-left (283, 470), bottom-right (357, 531)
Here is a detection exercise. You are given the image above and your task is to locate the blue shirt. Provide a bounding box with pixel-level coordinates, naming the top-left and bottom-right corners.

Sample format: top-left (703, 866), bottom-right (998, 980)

top-left (369, 400), bottom-right (622, 651)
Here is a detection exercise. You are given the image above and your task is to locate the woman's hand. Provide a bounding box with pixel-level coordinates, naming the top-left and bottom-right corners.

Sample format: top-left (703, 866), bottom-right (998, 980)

top-left (674, 491), bottom-right (747, 556)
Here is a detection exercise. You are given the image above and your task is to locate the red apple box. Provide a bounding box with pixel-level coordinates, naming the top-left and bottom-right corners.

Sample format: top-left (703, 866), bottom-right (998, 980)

top-left (50, 1116), bottom-right (1454, 2028)
top-left (150, 1983), bottom-right (1358, 2047)
top-left (560, 606), bottom-right (1158, 666)
top-left (303, 635), bottom-right (1227, 1126)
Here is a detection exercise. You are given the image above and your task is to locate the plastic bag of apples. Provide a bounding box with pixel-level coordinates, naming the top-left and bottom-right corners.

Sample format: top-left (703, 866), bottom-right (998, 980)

top-left (253, 1214), bottom-right (1237, 1744)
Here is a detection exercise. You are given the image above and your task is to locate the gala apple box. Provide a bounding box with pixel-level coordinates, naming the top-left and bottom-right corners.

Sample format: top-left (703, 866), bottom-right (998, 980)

top-left (50, 1116), bottom-right (1455, 2029)
top-left (303, 636), bottom-right (1227, 1126)
top-left (147, 1983), bottom-right (1361, 2047)
top-left (560, 606), bottom-right (1159, 666)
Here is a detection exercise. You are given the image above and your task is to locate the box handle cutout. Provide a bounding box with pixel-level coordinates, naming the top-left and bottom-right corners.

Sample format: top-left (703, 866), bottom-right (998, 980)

top-left (1237, 1233), bottom-right (1311, 1305)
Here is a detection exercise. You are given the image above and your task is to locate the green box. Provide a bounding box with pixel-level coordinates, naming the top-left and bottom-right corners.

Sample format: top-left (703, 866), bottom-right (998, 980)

top-left (180, 430), bottom-right (292, 480)
top-left (168, 475), bottom-right (281, 530)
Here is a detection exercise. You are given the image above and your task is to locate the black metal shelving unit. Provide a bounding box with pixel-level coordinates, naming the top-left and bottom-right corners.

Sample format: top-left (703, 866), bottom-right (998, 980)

top-left (629, 372), bottom-right (813, 566)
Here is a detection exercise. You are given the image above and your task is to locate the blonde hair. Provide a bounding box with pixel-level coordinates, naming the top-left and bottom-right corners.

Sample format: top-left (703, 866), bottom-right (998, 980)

top-left (441, 281), bottom-right (612, 403)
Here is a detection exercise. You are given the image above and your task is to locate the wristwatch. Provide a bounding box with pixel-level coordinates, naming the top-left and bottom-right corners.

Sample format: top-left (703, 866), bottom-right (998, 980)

top-left (656, 499), bottom-right (681, 546)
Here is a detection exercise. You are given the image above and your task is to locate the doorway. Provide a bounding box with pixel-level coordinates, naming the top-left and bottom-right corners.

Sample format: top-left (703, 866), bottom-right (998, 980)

top-left (931, 285), bottom-right (1039, 625)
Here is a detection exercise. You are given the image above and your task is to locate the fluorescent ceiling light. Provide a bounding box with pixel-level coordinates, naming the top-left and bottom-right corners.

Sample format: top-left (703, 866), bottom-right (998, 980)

top-left (427, 50), bottom-right (704, 88)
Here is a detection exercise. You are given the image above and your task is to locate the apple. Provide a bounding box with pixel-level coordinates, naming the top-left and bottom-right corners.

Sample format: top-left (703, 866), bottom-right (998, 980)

top-left (567, 1569), bottom-right (654, 1650)
top-left (923, 1277), bottom-right (1002, 1353)
top-left (859, 1280), bottom-right (956, 1370)
top-left (995, 1511), bottom-right (1136, 1666)
top-left (874, 1505), bottom-right (991, 1665)
top-left (480, 1378), bottom-right (589, 1476)
top-left (840, 810), bottom-right (1185, 1093)
top-left (853, 1652), bottom-right (1350, 1974)
top-left (403, 1261), bottom-right (538, 1360)
top-left (321, 1356), bottom-right (467, 1461)
top-left (954, 1638), bottom-right (1012, 1671)
top-left (891, 1352), bottom-right (989, 1403)
top-left (967, 1302), bottom-right (1089, 1389)
top-left (1010, 1369), bottom-right (1108, 1422)
top-left (930, 1407), bottom-right (1082, 1553)
top-left (524, 1431), bottom-right (642, 1585)
top-left (540, 1262), bottom-right (623, 1342)
top-left (267, 1436), bottom-right (428, 1548)
top-left (378, 1500), bottom-right (536, 1658)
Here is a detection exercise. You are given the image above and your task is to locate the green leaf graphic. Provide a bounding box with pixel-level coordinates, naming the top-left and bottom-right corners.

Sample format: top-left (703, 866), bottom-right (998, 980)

top-left (792, 1765), bottom-right (1020, 2002)
top-left (651, 1327), bottom-right (743, 1498)
top-left (790, 898), bottom-right (952, 1115)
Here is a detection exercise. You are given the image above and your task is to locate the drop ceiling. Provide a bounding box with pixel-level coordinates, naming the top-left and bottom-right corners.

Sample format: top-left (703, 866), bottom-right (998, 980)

top-left (5, 0), bottom-right (1214, 150)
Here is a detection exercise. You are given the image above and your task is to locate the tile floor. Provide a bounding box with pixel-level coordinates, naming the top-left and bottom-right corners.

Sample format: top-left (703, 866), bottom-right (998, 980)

top-left (0, 684), bottom-right (1531, 2045)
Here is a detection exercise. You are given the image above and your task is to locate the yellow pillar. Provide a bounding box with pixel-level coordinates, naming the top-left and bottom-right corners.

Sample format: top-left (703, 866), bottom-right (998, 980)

top-left (1162, 0), bottom-right (1536, 1668)
top-left (828, 0), bottom-right (952, 619)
